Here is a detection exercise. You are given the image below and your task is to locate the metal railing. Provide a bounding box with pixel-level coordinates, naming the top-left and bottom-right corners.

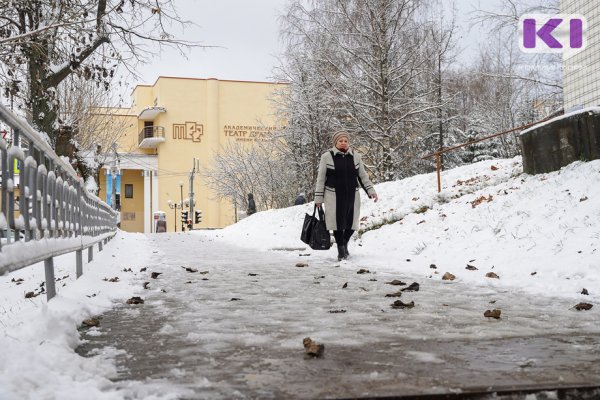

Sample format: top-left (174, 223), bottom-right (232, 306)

top-left (138, 125), bottom-right (165, 144)
top-left (0, 103), bottom-right (118, 300)
top-left (421, 111), bottom-right (563, 192)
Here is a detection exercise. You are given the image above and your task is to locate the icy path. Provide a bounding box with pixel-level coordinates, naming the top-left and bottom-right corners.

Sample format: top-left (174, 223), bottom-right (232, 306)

top-left (78, 232), bottom-right (600, 399)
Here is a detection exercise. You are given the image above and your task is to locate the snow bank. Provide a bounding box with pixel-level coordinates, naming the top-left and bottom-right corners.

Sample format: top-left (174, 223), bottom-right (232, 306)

top-left (0, 232), bottom-right (158, 400)
top-left (210, 157), bottom-right (600, 303)
top-left (213, 158), bottom-right (522, 251)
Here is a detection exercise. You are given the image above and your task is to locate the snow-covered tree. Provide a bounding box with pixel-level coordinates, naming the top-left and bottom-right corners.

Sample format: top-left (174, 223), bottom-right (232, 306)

top-left (0, 0), bottom-right (198, 164)
top-left (434, 0), bottom-right (562, 165)
top-left (55, 76), bottom-right (134, 184)
top-left (278, 0), bottom-right (457, 182)
top-left (470, 0), bottom-right (563, 115)
top-left (202, 139), bottom-right (299, 214)
top-left (271, 14), bottom-right (345, 201)
top-left (413, 0), bottom-right (460, 171)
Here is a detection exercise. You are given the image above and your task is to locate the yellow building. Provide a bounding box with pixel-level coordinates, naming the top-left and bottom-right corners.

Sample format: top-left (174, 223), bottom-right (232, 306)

top-left (99, 76), bottom-right (285, 233)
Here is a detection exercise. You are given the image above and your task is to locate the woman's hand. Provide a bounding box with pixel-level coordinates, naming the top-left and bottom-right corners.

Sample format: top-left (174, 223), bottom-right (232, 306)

top-left (370, 194), bottom-right (378, 203)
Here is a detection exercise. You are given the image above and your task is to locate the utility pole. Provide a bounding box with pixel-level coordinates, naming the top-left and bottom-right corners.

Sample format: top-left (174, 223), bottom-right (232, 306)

top-left (188, 158), bottom-right (199, 229)
top-left (179, 181), bottom-right (184, 231)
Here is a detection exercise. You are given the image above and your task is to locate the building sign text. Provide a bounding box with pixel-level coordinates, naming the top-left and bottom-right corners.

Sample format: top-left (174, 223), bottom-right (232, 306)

top-left (173, 122), bottom-right (204, 143)
top-left (223, 125), bottom-right (278, 142)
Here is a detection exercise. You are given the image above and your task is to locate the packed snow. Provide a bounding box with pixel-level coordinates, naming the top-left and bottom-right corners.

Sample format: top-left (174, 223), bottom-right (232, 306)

top-left (0, 156), bottom-right (599, 399)
top-left (220, 156), bottom-right (599, 300)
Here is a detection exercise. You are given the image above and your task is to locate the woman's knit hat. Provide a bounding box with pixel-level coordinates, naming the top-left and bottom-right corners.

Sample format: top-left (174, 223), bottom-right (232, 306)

top-left (332, 131), bottom-right (349, 147)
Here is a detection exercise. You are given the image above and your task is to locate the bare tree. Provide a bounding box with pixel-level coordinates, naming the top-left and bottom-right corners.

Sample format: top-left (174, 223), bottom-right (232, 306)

top-left (471, 0), bottom-right (562, 95)
top-left (55, 75), bottom-right (133, 186)
top-left (413, 0), bottom-right (460, 171)
top-left (472, 0), bottom-right (559, 33)
top-left (278, 0), bottom-right (457, 182)
top-left (0, 0), bottom-right (202, 159)
top-left (441, 30), bottom-right (560, 163)
top-left (202, 138), bottom-right (298, 215)
top-left (420, 0), bottom-right (563, 166)
top-left (271, 14), bottom-right (345, 201)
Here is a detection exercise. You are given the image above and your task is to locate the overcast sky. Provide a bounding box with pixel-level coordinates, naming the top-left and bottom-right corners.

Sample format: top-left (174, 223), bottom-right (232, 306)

top-left (134, 0), bottom-right (496, 86)
top-left (134, 0), bottom-right (285, 84)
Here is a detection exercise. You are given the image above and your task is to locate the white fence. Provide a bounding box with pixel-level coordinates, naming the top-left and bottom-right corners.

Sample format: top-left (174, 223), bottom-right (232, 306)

top-left (0, 103), bottom-right (118, 300)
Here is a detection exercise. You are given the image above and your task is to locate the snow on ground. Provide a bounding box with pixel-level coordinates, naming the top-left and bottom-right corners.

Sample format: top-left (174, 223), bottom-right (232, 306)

top-left (0, 156), bottom-right (599, 399)
top-left (360, 158), bottom-right (600, 300)
top-left (0, 233), bottom-right (186, 400)
top-left (216, 156), bottom-right (599, 302)
top-left (215, 157), bottom-right (524, 251)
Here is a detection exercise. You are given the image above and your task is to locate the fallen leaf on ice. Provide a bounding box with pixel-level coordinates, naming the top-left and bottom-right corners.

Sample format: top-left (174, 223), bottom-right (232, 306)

top-left (126, 297), bottom-right (144, 305)
top-left (385, 291), bottom-right (403, 298)
top-left (484, 309), bottom-right (501, 319)
top-left (391, 300), bottom-right (415, 309)
top-left (574, 302), bottom-right (593, 311)
top-left (442, 272), bottom-right (456, 281)
top-left (386, 280), bottom-right (406, 286)
top-left (303, 337), bottom-right (325, 358)
top-left (82, 318), bottom-right (100, 327)
top-left (401, 282), bottom-right (420, 291)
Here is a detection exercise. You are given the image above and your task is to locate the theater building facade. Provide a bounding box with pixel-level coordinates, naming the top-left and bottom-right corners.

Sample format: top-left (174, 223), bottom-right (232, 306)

top-left (98, 77), bottom-right (285, 233)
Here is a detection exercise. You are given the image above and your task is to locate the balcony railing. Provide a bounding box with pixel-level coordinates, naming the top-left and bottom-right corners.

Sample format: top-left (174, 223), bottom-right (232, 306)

top-left (138, 126), bottom-right (166, 148)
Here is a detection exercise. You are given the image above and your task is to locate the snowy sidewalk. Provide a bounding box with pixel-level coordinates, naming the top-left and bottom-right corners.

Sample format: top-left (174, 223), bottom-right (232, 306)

top-left (77, 232), bottom-right (600, 399)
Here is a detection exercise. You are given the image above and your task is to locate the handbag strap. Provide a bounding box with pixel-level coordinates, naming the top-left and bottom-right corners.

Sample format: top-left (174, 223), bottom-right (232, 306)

top-left (317, 206), bottom-right (325, 221)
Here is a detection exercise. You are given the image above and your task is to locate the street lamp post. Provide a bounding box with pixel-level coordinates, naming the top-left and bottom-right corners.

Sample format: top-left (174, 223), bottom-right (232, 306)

top-left (179, 181), bottom-right (185, 231)
top-left (167, 200), bottom-right (182, 232)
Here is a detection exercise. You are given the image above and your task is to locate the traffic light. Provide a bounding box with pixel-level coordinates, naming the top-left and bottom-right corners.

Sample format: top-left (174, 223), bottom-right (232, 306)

top-left (195, 210), bottom-right (202, 224)
top-left (181, 210), bottom-right (188, 223)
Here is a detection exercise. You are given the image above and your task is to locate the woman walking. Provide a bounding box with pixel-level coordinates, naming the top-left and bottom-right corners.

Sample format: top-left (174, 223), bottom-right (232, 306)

top-left (314, 131), bottom-right (378, 261)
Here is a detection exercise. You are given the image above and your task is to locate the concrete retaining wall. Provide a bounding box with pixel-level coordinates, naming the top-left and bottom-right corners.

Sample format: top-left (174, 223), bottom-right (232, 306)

top-left (520, 109), bottom-right (600, 174)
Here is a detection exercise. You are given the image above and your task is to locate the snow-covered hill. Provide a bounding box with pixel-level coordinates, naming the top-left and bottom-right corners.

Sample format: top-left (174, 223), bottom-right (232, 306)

top-left (213, 156), bottom-right (600, 302)
top-left (1, 156), bottom-right (598, 399)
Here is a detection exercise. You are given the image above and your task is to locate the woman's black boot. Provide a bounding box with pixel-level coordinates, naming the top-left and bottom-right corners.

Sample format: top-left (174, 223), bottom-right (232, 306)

top-left (337, 244), bottom-right (346, 261)
top-left (342, 230), bottom-right (354, 259)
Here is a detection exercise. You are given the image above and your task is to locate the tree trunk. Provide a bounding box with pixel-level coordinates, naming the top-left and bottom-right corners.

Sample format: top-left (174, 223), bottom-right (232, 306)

top-left (28, 39), bottom-right (58, 145)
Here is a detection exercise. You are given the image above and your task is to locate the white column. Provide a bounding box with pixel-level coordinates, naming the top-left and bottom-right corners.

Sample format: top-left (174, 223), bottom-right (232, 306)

top-left (144, 170), bottom-right (151, 233)
top-left (152, 171), bottom-right (159, 230)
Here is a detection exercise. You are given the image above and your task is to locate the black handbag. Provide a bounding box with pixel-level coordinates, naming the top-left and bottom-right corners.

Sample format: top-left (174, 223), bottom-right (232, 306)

top-left (300, 208), bottom-right (316, 244)
top-left (301, 206), bottom-right (331, 250)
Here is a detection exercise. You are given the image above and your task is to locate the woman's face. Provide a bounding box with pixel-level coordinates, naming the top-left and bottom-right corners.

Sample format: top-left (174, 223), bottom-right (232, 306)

top-left (336, 136), bottom-right (349, 151)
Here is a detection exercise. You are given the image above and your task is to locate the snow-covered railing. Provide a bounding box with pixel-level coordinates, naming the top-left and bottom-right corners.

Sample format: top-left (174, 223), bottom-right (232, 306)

top-left (0, 103), bottom-right (118, 300)
top-left (421, 110), bottom-right (564, 192)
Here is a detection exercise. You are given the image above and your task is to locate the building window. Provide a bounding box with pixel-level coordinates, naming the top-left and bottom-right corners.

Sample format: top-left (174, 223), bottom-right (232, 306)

top-left (125, 184), bottom-right (134, 198)
top-left (144, 121), bottom-right (154, 138)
